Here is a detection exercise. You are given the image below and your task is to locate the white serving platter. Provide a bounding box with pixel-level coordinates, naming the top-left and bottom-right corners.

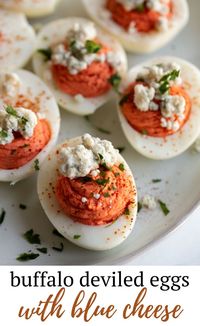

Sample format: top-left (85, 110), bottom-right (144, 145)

top-left (0, 0), bottom-right (200, 265)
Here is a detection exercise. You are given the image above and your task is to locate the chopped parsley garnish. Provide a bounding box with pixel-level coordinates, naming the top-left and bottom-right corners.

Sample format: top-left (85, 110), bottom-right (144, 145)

top-left (17, 252), bottom-right (39, 262)
top-left (98, 153), bottom-right (104, 160)
top-left (80, 176), bottom-right (93, 183)
top-left (20, 116), bottom-right (28, 126)
top-left (6, 105), bottom-right (18, 117)
top-left (158, 200), bottom-right (170, 216)
top-left (37, 247), bottom-right (48, 254)
top-left (152, 179), bottom-right (162, 183)
top-left (0, 209), bottom-right (6, 225)
top-left (96, 127), bottom-right (111, 135)
top-left (96, 178), bottom-right (110, 186)
top-left (34, 159), bottom-right (40, 171)
top-left (159, 70), bottom-right (180, 95)
top-left (73, 235), bottom-right (81, 240)
top-left (52, 243), bottom-right (64, 252)
top-left (108, 73), bottom-right (122, 94)
top-left (117, 147), bottom-right (125, 153)
top-left (141, 129), bottom-right (148, 135)
top-left (0, 129), bottom-right (8, 138)
top-left (23, 229), bottom-right (41, 245)
top-left (104, 192), bottom-right (110, 198)
top-left (119, 163), bottom-right (125, 171)
top-left (101, 162), bottom-right (111, 171)
top-left (119, 94), bottom-right (130, 106)
top-left (38, 48), bottom-right (52, 61)
top-left (114, 172), bottom-right (120, 177)
top-left (136, 3), bottom-right (145, 12)
top-left (52, 228), bottom-right (64, 238)
top-left (85, 40), bottom-right (102, 53)
top-left (19, 204), bottom-right (27, 210)
top-left (137, 202), bottom-right (142, 213)
top-left (124, 207), bottom-right (130, 216)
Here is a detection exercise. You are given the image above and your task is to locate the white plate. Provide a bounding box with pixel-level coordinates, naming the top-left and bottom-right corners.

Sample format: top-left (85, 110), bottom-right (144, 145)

top-left (0, 0), bottom-right (200, 265)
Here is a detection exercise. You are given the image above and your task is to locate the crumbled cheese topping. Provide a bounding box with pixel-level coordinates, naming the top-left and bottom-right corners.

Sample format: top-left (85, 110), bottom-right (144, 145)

top-left (93, 193), bottom-right (101, 200)
top-left (0, 73), bottom-right (21, 102)
top-left (81, 197), bottom-right (88, 203)
top-left (59, 134), bottom-right (119, 179)
top-left (141, 195), bottom-right (157, 210)
top-left (133, 62), bottom-right (186, 133)
top-left (117, 0), bottom-right (169, 14)
top-left (51, 22), bottom-right (121, 75)
top-left (0, 105), bottom-right (38, 145)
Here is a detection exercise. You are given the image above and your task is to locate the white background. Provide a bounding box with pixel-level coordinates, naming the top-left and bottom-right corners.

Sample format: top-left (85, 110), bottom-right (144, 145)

top-left (0, 266), bottom-right (199, 325)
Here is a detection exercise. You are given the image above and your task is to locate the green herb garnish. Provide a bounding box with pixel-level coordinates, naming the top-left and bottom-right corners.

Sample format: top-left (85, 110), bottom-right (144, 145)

top-left (37, 247), bottom-right (48, 254)
top-left (19, 204), bottom-right (27, 210)
top-left (70, 41), bottom-right (84, 60)
top-left (114, 172), bottom-right (120, 177)
top-left (73, 235), bottom-right (81, 240)
top-left (104, 192), bottom-right (110, 198)
top-left (119, 163), bottom-right (125, 171)
top-left (98, 153), bottom-right (104, 160)
top-left (141, 129), bottom-right (148, 135)
top-left (23, 229), bottom-right (41, 244)
top-left (159, 70), bottom-right (180, 95)
top-left (52, 228), bottom-right (64, 238)
top-left (38, 48), bottom-right (52, 61)
top-left (119, 94), bottom-right (129, 106)
top-left (124, 207), bottom-right (130, 215)
top-left (158, 200), bottom-right (170, 216)
top-left (34, 159), bottom-right (40, 171)
top-left (96, 178), bottom-right (110, 186)
top-left (108, 73), bottom-right (122, 94)
top-left (152, 179), bottom-right (162, 183)
top-left (85, 40), bottom-right (102, 53)
top-left (136, 3), bottom-right (145, 12)
top-left (137, 202), bottom-right (142, 213)
top-left (6, 105), bottom-right (18, 117)
top-left (80, 176), bottom-right (93, 183)
top-left (17, 253), bottom-right (39, 262)
top-left (0, 129), bottom-right (8, 139)
top-left (0, 209), bottom-right (6, 225)
top-left (52, 243), bottom-right (64, 252)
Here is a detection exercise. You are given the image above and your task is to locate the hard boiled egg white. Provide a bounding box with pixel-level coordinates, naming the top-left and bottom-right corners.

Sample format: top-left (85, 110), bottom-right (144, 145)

top-left (0, 0), bottom-right (60, 17)
top-left (0, 9), bottom-right (36, 73)
top-left (118, 56), bottom-right (200, 160)
top-left (32, 17), bottom-right (127, 115)
top-left (37, 137), bottom-right (137, 251)
top-left (82, 0), bottom-right (189, 53)
top-left (0, 70), bottom-right (60, 183)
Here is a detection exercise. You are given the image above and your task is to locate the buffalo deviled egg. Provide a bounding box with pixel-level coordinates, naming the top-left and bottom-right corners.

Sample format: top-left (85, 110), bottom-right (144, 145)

top-left (0, 71), bottom-right (60, 182)
top-left (0, 0), bottom-right (60, 17)
top-left (82, 0), bottom-right (189, 53)
top-left (33, 17), bottom-right (127, 115)
top-left (118, 56), bottom-right (200, 160)
top-left (0, 9), bottom-right (36, 73)
top-left (37, 134), bottom-right (137, 251)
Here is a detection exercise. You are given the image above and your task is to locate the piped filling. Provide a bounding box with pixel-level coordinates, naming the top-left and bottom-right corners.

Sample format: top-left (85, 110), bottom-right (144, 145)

top-left (0, 74), bottom-right (51, 169)
top-left (55, 134), bottom-right (136, 226)
top-left (39, 22), bottom-right (122, 98)
top-left (106, 0), bottom-right (172, 33)
top-left (120, 62), bottom-right (191, 137)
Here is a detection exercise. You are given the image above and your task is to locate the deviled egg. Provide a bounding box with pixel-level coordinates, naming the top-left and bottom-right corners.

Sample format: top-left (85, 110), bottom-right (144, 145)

top-left (118, 56), bottom-right (200, 160)
top-left (0, 71), bottom-right (60, 182)
top-left (0, 9), bottom-right (35, 72)
top-left (37, 134), bottom-right (137, 251)
top-left (0, 0), bottom-right (60, 17)
top-left (33, 17), bottom-right (127, 115)
top-left (82, 0), bottom-right (189, 53)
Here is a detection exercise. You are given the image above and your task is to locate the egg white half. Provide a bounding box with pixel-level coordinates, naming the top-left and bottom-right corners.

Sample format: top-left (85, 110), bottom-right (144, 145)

top-left (0, 0), bottom-right (60, 17)
top-left (118, 56), bottom-right (200, 160)
top-left (82, 0), bottom-right (189, 53)
top-left (0, 9), bottom-right (36, 73)
top-left (37, 137), bottom-right (137, 251)
top-left (0, 70), bottom-right (60, 183)
top-left (32, 17), bottom-right (127, 115)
